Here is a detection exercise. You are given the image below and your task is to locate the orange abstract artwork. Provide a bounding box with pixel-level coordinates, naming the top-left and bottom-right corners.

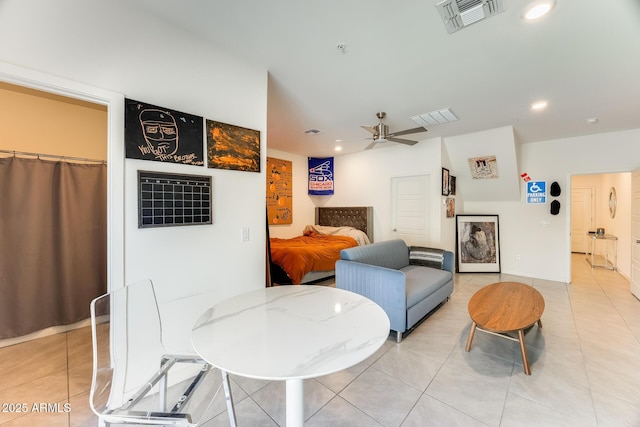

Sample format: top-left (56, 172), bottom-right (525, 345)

top-left (266, 157), bottom-right (292, 224)
top-left (206, 120), bottom-right (260, 172)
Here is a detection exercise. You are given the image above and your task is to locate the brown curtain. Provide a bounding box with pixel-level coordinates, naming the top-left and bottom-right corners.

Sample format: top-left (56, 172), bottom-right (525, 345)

top-left (0, 157), bottom-right (107, 339)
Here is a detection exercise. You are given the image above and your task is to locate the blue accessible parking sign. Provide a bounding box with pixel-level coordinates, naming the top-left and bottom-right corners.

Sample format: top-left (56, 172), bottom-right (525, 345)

top-left (526, 181), bottom-right (547, 204)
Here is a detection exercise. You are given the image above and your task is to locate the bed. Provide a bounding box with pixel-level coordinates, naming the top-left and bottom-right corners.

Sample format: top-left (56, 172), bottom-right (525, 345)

top-left (268, 206), bottom-right (373, 285)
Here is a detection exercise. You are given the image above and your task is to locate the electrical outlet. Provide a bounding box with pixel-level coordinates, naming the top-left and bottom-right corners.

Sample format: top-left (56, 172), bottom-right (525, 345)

top-left (241, 227), bottom-right (250, 242)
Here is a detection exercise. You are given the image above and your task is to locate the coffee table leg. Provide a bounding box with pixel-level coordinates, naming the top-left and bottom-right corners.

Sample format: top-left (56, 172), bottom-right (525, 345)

top-left (518, 329), bottom-right (531, 375)
top-left (537, 319), bottom-right (542, 328)
top-left (465, 322), bottom-right (477, 352)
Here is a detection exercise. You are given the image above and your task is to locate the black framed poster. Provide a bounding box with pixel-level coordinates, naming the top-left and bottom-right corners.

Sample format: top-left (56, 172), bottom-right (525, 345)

top-left (455, 214), bottom-right (501, 273)
top-left (125, 98), bottom-right (204, 166)
top-left (441, 168), bottom-right (450, 196)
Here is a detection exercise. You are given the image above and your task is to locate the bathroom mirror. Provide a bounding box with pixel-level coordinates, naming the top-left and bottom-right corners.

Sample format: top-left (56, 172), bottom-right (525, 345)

top-left (608, 187), bottom-right (617, 218)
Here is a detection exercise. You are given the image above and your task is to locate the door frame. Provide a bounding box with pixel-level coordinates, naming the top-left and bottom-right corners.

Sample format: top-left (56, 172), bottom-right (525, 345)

top-left (565, 173), bottom-right (573, 283)
top-left (0, 61), bottom-right (125, 293)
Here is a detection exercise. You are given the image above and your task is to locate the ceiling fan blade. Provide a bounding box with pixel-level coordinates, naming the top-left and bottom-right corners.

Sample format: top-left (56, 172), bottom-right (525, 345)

top-left (365, 141), bottom-right (378, 150)
top-left (388, 127), bottom-right (427, 137)
top-left (387, 137), bottom-right (418, 146)
top-left (360, 125), bottom-right (377, 135)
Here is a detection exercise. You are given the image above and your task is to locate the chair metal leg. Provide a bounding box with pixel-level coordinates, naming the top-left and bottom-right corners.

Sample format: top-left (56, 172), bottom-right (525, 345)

top-left (221, 370), bottom-right (237, 426)
top-left (171, 363), bottom-right (211, 412)
top-left (159, 357), bottom-right (170, 412)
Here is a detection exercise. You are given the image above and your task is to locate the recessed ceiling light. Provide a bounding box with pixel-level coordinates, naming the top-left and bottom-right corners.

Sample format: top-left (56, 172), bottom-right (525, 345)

top-left (522, 0), bottom-right (556, 20)
top-left (334, 146), bottom-right (343, 152)
top-left (531, 100), bottom-right (548, 111)
top-left (586, 117), bottom-right (598, 124)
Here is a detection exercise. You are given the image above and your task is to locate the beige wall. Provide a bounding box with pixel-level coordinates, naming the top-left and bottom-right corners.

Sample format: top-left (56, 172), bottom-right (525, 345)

top-left (0, 81), bottom-right (107, 160)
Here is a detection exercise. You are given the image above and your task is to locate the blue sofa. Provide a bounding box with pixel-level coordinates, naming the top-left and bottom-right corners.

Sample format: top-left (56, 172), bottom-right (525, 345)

top-left (335, 239), bottom-right (454, 342)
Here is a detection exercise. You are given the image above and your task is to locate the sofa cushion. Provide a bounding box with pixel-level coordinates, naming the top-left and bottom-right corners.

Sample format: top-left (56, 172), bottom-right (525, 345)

top-left (340, 239), bottom-right (409, 270)
top-left (409, 246), bottom-right (445, 269)
top-left (401, 265), bottom-right (453, 308)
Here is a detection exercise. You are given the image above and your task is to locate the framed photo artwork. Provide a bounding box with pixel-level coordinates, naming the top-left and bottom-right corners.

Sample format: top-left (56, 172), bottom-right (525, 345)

top-left (449, 175), bottom-right (456, 195)
top-left (441, 168), bottom-right (450, 196)
top-left (455, 214), bottom-right (501, 273)
top-left (445, 198), bottom-right (455, 218)
top-left (206, 120), bottom-right (261, 172)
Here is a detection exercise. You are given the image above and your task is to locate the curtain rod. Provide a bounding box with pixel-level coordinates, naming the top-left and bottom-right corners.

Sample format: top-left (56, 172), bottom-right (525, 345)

top-left (0, 149), bottom-right (106, 164)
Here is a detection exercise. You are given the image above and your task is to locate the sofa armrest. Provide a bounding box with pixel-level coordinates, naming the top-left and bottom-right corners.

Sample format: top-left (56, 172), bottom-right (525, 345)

top-left (335, 260), bottom-right (407, 333)
top-left (443, 251), bottom-right (454, 274)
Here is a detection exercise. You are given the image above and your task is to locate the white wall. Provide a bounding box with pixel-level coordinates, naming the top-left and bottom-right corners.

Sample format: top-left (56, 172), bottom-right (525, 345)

top-left (599, 174), bottom-right (632, 276)
top-left (328, 138), bottom-right (450, 247)
top-left (269, 140), bottom-right (450, 246)
top-left (445, 126), bottom-right (521, 202)
top-left (321, 128), bottom-right (638, 283)
top-left (463, 129), bottom-right (639, 282)
top-left (0, 0), bottom-right (268, 351)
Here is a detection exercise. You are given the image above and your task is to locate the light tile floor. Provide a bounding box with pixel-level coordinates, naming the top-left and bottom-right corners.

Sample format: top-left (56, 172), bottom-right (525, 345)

top-left (1, 253), bottom-right (639, 426)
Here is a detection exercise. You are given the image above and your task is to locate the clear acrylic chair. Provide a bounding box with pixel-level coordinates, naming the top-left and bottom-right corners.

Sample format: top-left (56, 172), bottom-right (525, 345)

top-left (89, 279), bottom-right (237, 426)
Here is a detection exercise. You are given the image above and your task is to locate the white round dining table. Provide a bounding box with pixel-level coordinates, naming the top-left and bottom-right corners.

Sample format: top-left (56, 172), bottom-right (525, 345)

top-left (192, 285), bottom-right (390, 426)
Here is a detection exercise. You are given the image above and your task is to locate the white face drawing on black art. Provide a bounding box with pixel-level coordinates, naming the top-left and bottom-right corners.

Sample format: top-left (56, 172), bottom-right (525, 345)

top-left (139, 109), bottom-right (179, 157)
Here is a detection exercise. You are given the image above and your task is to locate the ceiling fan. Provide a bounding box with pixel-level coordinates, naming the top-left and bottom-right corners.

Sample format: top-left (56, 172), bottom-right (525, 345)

top-left (361, 112), bottom-right (427, 150)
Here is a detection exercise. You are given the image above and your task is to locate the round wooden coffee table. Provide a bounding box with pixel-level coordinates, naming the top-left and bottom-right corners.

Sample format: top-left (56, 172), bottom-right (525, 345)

top-left (465, 281), bottom-right (545, 375)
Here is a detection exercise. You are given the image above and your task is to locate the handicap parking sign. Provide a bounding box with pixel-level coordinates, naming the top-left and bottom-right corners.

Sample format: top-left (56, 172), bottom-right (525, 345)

top-left (526, 181), bottom-right (546, 204)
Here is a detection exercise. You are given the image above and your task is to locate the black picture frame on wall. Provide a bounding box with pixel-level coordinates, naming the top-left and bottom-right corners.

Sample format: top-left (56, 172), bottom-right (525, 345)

top-left (124, 98), bottom-right (205, 166)
top-left (449, 175), bottom-right (456, 195)
top-left (441, 168), bottom-right (450, 196)
top-left (455, 214), bottom-right (501, 273)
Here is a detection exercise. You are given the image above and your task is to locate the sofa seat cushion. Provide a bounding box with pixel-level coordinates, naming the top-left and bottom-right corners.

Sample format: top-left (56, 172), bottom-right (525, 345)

top-left (401, 265), bottom-right (453, 308)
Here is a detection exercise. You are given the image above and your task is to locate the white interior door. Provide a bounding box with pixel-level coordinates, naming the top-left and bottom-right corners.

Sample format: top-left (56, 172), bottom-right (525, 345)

top-left (391, 175), bottom-right (430, 246)
top-left (631, 170), bottom-right (640, 299)
top-left (571, 187), bottom-right (593, 253)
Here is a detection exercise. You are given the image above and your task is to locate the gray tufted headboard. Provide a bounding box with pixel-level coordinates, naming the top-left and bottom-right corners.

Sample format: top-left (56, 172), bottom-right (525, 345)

top-left (315, 206), bottom-right (374, 243)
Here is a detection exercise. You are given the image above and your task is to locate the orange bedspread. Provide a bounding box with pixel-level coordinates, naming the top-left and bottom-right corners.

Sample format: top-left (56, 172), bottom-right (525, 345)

top-left (269, 233), bottom-right (358, 284)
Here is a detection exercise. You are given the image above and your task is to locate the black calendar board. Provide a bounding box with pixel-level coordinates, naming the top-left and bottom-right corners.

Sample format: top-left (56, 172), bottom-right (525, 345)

top-left (138, 171), bottom-right (212, 228)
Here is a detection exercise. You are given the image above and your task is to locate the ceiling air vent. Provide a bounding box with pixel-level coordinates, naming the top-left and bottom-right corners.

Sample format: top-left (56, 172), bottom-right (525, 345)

top-left (435, 0), bottom-right (505, 34)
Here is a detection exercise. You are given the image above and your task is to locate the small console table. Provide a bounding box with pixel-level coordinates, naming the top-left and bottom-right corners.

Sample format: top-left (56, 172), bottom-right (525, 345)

top-left (586, 233), bottom-right (617, 270)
